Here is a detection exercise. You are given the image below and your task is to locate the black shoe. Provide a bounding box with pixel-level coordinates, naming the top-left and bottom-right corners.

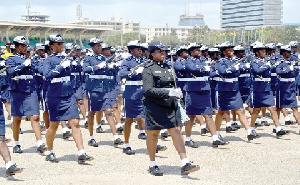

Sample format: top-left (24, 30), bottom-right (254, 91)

top-left (121, 117), bottom-right (125, 122)
top-left (226, 126), bottom-right (237, 133)
top-left (96, 126), bottom-right (105, 133)
top-left (252, 130), bottom-right (261, 138)
top-left (78, 153), bottom-right (94, 164)
top-left (156, 145), bottom-right (167, 153)
top-left (231, 122), bottom-right (241, 129)
top-left (247, 131), bottom-right (258, 141)
top-left (181, 163), bottom-right (200, 175)
top-left (101, 120), bottom-right (106, 125)
top-left (40, 121), bottom-right (46, 131)
top-left (37, 144), bottom-right (47, 153)
top-left (201, 127), bottom-right (210, 134)
top-left (185, 140), bottom-right (199, 148)
top-left (84, 121), bottom-right (88, 129)
top-left (13, 145), bottom-right (22, 153)
top-left (66, 123), bottom-right (71, 129)
top-left (212, 139), bottom-right (229, 148)
top-left (88, 139), bottom-right (98, 147)
top-left (117, 126), bottom-right (124, 134)
top-left (114, 138), bottom-right (124, 146)
top-left (5, 137), bottom-right (11, 143)
top-left (218, 135), bottom-right (225, 141)
top-left (276, 129), bottom-right (290, 137)
top-left (63, 131), bottom-right (72, 139)
top-left (148, 166), bottom-right (163, 176)
top-left (123, 147), bottom-right (135, 155)
top-left (285, 120), bottom-right (296, 125)
top-left (255, 122), bottom-right (262, 127)
top-left (19, 128), bottom-right (23, 134)
top-left (261, 120), bottom-right (270, 126)
top-left (45, 153), bottom-right (59, 163)
top-left (273, 128), bottom-right (276, 133)
top-left (161, 131), bottom-right (169, 139)
top-left (25, 116), bottom-right (30, 121)
top-left (138, 133), bottom-right (147, 140)
top-left (6, 164), bottom-right (23, 176)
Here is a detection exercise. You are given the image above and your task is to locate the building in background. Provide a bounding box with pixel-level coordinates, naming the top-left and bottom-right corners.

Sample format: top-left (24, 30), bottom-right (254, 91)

top-left (21, 3), bottom-right (50, 23)
top-left (221, 0), bottom-right (282, 29)
top-left (178, 13), bottom-right (205, 27)
top-left (69, 17), bottom-right (140, 34)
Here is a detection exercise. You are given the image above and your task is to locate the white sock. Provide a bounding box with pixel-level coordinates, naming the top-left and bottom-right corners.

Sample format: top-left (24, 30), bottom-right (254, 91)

top-left (116, 123), bottom-right (123, 128)
top-left (200, 124), bottom-right (206, 129)
top-left (150, 161), bottom-right (157, 167)
top-left (139, 130), bottom-right (145, 134)
top-left (226, 122), bottom-right (231, 127)
top-left (62, 127), bottom-right (68, 133)
top-left (84, 117), bottom-right (88, 122)
top-left (216, 131), bottom-right (221, 136)
top-left (14, 141), bottom-right (20, 146)
top-left (232, 120), bottom-right (237, 124)
top-left (90, 135), bottom-right (95, 140)
top-left (44, 150), bottom-right (53, 155)
top-left (285, 116), bottom-right (291, 121)
top-left (37, 140), bottom-right (43, 147)
top-left (5, 161), bottom-right (13, 169)
top-left (247, 129), bottom-right (252, 135)
top-left (185, 137), bottom-right (191, 141)
top-left (181, 158), bottom-right (189, 167)
top-left (78, 149), bottom-right (85, 156)
top-left (262, 117), bottom-right (266, 121)
top-left (160, 129), bottom-right (167, 134)
top-left (276, 126), bottom-right (282, 133)
top-left (250, 127), bottom-right (256, 131)
top-left (97, 124), bottom-right (101, 128)
top-left (212, 135), bottom-right (219, 141)
top-left (124, 143), bottom-right (130, 148)
top-left (113, 134), bottom-right (119, 140)
top-left (85, 112), bottom-right (89, 117)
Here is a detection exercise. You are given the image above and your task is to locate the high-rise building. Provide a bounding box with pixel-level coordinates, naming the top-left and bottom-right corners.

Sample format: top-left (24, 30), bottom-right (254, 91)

top-left (221, 0), bottom-right (282, 29)
top-left (178, 13), bottom-right (205, 27)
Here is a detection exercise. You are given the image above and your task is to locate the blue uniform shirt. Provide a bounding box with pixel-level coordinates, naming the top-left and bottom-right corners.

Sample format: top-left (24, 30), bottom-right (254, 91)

top-left (174, 57), bottom-right (188, 90)
top-left (216, 57), bottom-right (240, 91)
top-left (251, 57), bottom-right (272, 92)
top-left (7, 53), bottom-right (38, 93)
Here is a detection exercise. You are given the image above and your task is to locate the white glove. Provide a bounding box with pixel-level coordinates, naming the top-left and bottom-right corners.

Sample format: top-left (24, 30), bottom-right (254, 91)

top-left (0, 61), bottom-right (5, 66)
top-left (61, 60), bottom-right (71, 68)
top-left (169, 88), bottom-right (183, 98)
top-left (108, 63), bottom-right (115, 69)
top-left (245, 63), bottom-right (250, 69)
top-left (265, 61), bottom-right (271, 67)
top-left (72, 60), bottom-right (77, 66)
top-left (204, 66), bottom-right (210, 72)
top-left (290, 65), bottom-right (294, 71)
top-left (234, 64), bottom-right (239, 71)
top-left (135, 67), bottom-right (144, 74)
top-left (97, 62), bottom-right (106, 69)
top-left (23, 59), bottom-right (31, 67)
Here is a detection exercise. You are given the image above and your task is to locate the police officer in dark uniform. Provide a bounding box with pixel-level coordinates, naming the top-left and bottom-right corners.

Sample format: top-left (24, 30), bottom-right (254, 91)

top-left (7, 36), bottom-right (47, 154)
top-left (142, 41), bottom-right (200, 176)
top-left (44, 35), bottom-right (93, 164)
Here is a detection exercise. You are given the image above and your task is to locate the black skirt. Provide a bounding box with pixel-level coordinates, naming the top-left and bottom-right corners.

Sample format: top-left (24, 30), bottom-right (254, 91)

top-left (144, 100), bottom-right (182, 130)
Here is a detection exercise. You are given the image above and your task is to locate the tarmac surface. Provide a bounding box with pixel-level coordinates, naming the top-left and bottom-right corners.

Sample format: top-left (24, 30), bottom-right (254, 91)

top-left (0, 108), bottom-right (300, 185)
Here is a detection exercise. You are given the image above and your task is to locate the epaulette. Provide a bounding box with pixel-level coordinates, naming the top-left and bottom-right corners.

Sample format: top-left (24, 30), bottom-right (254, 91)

top-left (144, 60), bottom-right (154, 68)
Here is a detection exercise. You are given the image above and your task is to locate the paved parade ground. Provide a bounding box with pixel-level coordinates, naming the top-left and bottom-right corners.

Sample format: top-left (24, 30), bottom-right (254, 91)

top-left (0, 109), bottom-right (300, 185)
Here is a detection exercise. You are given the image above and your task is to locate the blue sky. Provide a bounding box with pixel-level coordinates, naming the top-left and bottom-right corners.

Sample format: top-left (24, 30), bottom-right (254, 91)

top-left (0, 0), bottom-right (297, 28)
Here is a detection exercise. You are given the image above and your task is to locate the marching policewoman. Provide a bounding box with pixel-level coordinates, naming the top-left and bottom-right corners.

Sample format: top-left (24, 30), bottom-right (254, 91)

top-left (276, 45), bottom-right (300, 134)
top-left (142, 41), bottom-right (200, 176)
top-left (44, 35), bottom-right (93, 163)
top-left (6, 36), bottom-right (46, 154)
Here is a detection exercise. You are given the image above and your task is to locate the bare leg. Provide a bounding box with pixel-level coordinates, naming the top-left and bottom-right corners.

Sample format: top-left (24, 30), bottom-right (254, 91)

top-left (232, 110), bottom-right (237, 122)
top-left (195, 115), bottom-right (204, 125)
top-left (124, 117), bottom-right (133, 143)
top-left (77, 99), bottom-right (86, 120)
top-left (215, 111), bottom-right (225, 131)
top-left (167, 127), bottom-right (187, 159)
top-left (43, 111), bottom-right (50, 129)
top-left (267, 106), bottom-right (280, 127)
top-left (30, 115), bottom-right (42, 141)
top-left (69, 118), bottom-right (84, 150)
top-left (136, 118), bottom-right (145, 130)
top-left (146, 130), bottom-right (160, 161)
top-left (224, 110), bottom-right (231, 123)
top-left (291, 107), bottom-right (300, 124)
top-left (88, 111), bottom-right (95, 136)
top-left (0, 136), bottom-right (11, 162)
top-left (203, 115), bottom-right (216, 135)
top-left (250, 108), bottom-right (261, 127)
top-left (233, 108), bottom-right (250, 130)
top-left (113, 104), bottom-right (121, 124)
top-left (185, 115), bottom-right (195, 137)
top-left (3, 102), bottom-right (11, 118)
top-left (12, 116), bottom-right (22, 142)
top-left (46, 121), bottom-right (59, 151)
top-left (105, 109), bottom-right (117, 135)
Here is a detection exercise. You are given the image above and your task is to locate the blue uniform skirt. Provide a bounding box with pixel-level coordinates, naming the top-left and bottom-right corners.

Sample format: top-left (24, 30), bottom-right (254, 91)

top-left (186, 91), bottom-right (213, 115)
top-left (87, 91), bottom-right (115, 111)
top-left (210, 82), bottom-right (217, 109)
top-left (124, 99), bottom-right (145, 118)
top-left (82, 83), bottom-right (87, 97)
top-left (11, 91), bottom-right (39, 117)
top-left (41, 89), bottom-right (48, 111)
top-left (216, 91), bottom-right (243, 111)
top-left (144, 100), bottom-right (182, 130)
top-left (47, 95), bottom-right (79, 121)
top-left (74, 86), bottom-right (83, 100)
top-left (250, 91), bottom-right (275, 108)
top-left (276, 82), bottom-right (297, 108)
top-left (239, 88), bottom-right (250, 103)
top-left (0, 85), bottom-right (10, 102)
top-left (0, 103), bottom-right (5, 135)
